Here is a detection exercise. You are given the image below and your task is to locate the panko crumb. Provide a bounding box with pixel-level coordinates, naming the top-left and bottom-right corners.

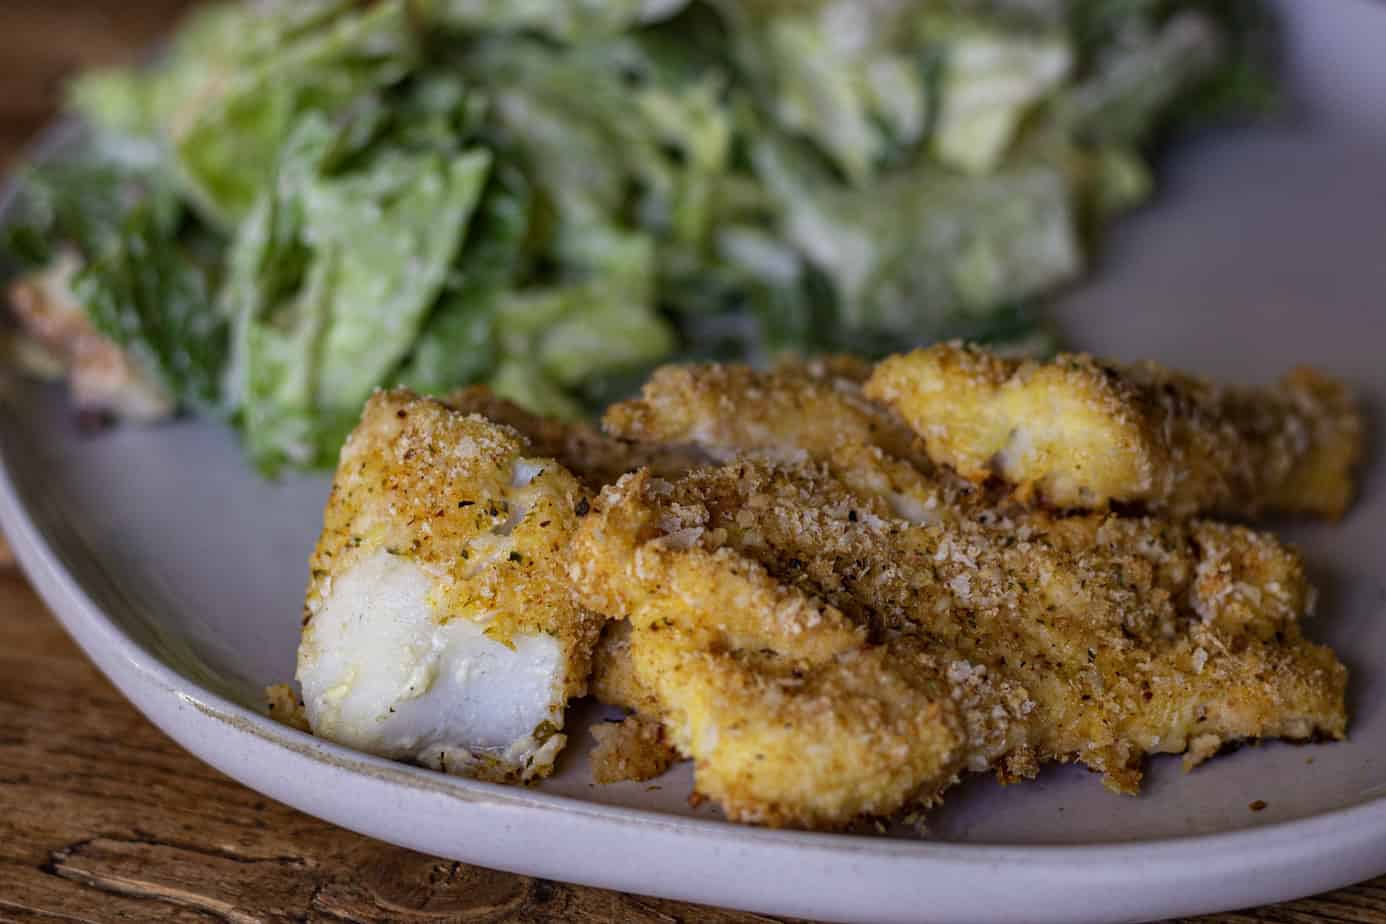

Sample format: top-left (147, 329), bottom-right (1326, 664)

top-left (265, 683), bottom-right (310, 733)
top-left (590, 715), bottom-right (679, 784)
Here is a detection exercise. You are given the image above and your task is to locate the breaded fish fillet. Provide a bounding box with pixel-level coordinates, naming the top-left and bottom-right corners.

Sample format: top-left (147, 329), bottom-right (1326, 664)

top-left (604, 359), bottom-right (929, 468)
top-left (603, 359), bottom-right (997, 525)
top-left (574, 460), bottom-right (1346, 824)
top-left (440, 384), bottom-right (709, 722)
top-left (298, 389), bottom-right (604, 782)
top-left (866, 342), bottom-right (1364, 518)
top-left (443, 385), bottom-right (705, 489)
top-left (573, 469), bottom-right (964, 828)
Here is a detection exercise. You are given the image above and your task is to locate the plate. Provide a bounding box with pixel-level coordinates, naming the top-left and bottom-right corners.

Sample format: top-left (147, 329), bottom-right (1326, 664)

top-left (3, 3), bottom-right (1386, 922)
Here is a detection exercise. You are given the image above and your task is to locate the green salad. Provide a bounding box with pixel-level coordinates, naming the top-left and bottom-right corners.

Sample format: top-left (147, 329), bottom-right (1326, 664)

top-left (2, 0), bottom-right (1272, 472)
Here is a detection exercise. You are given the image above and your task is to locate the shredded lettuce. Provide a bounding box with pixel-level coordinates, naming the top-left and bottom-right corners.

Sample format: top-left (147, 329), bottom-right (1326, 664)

top-left (74, 202), bottom-right (225, 410)
top-left (2, 129), bottom-right (223, 409)
top-left (2, 133), bottom-right (169, 272)
top-left (490, 228), bottom-right (675, 418)
top-left (5, 0), bottom-right (1279, 471)
top-left (226, 112), bottom-right (490, 470)
top-left (71, 3), bottom-right (402, 210)
top-left (766, 151), bottom-right (1082, 337)
top-left (716, 0), bottom-right (930, 184)
top-left (926, 19), bottom-right (1073, 174)
top-left (392, 166), bottom-right (531, 395)
top-left (1063, 11), bottom-right (1222, 147)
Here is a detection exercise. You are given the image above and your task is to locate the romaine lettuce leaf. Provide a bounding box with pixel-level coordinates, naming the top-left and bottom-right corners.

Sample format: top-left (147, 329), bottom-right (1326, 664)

top-left (537, 289), bottom-right (675, 388)
top-left (12, 0), bottom-right (1278, 469)
top-left (494, 225), bottom-right (674, 398)
top-left (306, 149), bottom-right (491, 407)
top-left (717, 0), bottom-right (930, 184)
top-left (167, 0), bottom-right (418, 226)
top-left (488, 359), bottom-right (584, 420)
top-left (1, 131), bottom-right (171, 273)
top-left (394, 289), bottom-right (497, 396)
top-left (1062, 10), bottom-right (1222, 147)
top-left (925, 19), bottom-right (1072, 174)
top-left (227, 113), bottom-right (490, 470)
top-left (239, 250), bottom-right (338, 470)
top-left (3, 127), bottom-right (225, 412)
top-left (1086, 145), bottom-right (1153, 220)
top-left (393, 165), bottom-right (532, 395)
top-left (73, 201), bottom-right (226, 410)
top-left (464, 35), bottom-right (728, 243)
top-left (756, 127), bottom-right (1081, 337)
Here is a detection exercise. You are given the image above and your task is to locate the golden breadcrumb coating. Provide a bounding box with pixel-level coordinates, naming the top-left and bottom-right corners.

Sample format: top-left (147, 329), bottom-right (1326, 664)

top-left (302, 389), bottom-right (605, 780)
top-left (866, 342), bottom-right (1364, 518)
top-left (605, 360), bottom-right (1004, 525)
top-left (590, 714), bottom-right (679, 784)
top-left (297, 349), bottom-right (1355, 818)
top-left (442, 385), bottom-right (705, 489)
top-left (573, 469), bottom-right (963, 828)
top-left (604, 360), bottom-right (929, 468)
top-left (308, 388), bottom-right (599, 662)
top-left (590, 620), bottom-right (662, 715)
top-left (575, 459), bottom-right (1346, 823)
top-left (774, 352), bottom-right (875, 384)
top-left (603, 357), bottom-right (1348, 794)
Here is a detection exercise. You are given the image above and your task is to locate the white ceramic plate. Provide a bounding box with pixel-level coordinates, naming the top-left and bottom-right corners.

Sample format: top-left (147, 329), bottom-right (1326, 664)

top-left (4, 4), bottom-right (1386, 922)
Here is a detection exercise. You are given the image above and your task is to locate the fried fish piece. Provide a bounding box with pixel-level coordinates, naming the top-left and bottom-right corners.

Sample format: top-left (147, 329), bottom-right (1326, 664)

top-left (443, 385), bottom-right (705, 490)
top-left (575, 460), bottom-right (1346, 821)
top-left (297, 388), bottom-right (604, 782)
top-left (604, 359), bottom-right (1003, 527)
top-left (866, 342), bottom-right (1364, 518)
top-left (439, 385), bottom-right (711, 741)
top-left (573, 469), bottom-right (964, 828)
top-left (604, 359), bottom-right (929, 467)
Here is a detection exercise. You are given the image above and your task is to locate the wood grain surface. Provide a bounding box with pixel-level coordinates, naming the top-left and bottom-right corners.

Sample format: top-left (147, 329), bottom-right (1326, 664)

top-left (2, 4), bottom-right (1384, 923)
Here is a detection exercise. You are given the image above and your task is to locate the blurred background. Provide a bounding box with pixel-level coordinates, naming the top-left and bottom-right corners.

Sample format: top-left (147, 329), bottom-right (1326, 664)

top-left (1, 2), bottom-right (194, 167)
top-left (0, 3), bottom-right (194, 563)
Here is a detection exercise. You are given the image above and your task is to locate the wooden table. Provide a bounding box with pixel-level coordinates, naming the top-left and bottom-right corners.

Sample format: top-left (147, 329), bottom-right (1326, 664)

top-left (2, 4), bottom-right (1384, 922)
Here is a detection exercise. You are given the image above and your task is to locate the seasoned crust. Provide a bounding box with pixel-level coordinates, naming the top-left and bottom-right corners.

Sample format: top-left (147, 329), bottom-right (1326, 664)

top-left (300, 390), bottom-right (608, 786)
top-left (604, 360), bottom-right (998, 526)
top-left (603, 360), bottom-right (930, 468)
top-left (866, 342), bottom-right (1364, 518)
top-left (590, 620), bottom-right (661, 715)
top-left (306, 388), bottom-right (602, 677)
top-left (575, 459), bottom-right (1346, 820)
top-left (635, 635), bottom-right (961, 827)
top-left (572, 469), bottom-right (963, 828)
top-left (442, 385), bottom-right (705, 490)
top-left (264, 684), bottom-right (310, 733)
top-left (300, 351), bottom-right (1354, 816)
